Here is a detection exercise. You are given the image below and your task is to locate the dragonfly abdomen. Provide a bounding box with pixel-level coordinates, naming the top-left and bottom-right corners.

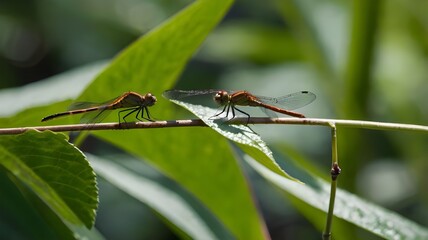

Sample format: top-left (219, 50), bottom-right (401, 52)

top-left (259, 102), bottom-right (306, 118)
top-left (41, 107), bottom-right (101, 122)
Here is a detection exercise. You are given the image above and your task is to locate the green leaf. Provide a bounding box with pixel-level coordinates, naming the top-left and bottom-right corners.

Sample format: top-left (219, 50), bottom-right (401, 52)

top-left (244, 153), bottom-right (428, 240)
top-left (99, 127), bottom-right (266, 239)
top-left (75, 0), bottom-right (233, 106)
top-left (88, 154), bottom-right (234, 240)
top-left (0, 130), bottom-right (100, 238)
top-left (3, 0), bottom-right (270, 239)
top-left (163, 97), bottom-right (297, 181)
top-left (72, 0), bottom-right (267, 239)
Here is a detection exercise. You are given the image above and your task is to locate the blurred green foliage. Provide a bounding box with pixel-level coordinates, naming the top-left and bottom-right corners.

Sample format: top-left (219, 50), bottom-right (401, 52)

top-left (1, 0), bottom-right (428, 239)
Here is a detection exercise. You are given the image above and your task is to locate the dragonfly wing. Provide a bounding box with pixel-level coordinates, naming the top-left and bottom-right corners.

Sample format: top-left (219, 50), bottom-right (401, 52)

top-left (68, 93), bottom-right (123, 110)
top-left (256, 91), bottom-right (316, 110)
top-left (162, 89), bottom-right (221, 100)
top-left (79, 107), bottom-right (111, 124)
top-left (260, 107), bottom-right (278, 118)
top-left (68, 102), bottom-right (98, 111)
top-left (163, 89), bottom-right (231, 108)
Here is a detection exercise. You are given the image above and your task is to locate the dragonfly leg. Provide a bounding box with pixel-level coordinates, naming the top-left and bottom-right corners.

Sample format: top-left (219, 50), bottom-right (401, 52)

top-left (210, 104), bottom-right (228, 119)
top-left (233, 107), bottom-right (250, 124)
top-left (230, 104), bottom-right (235, 119)
top-left (225, 104), bottom-right (232, 118)
top-left (141, 107), bottom-right (155, 122)
top-left (118, 107), bottom-right (140, 124)
top-left (134, 107), bottom-right (143, 122)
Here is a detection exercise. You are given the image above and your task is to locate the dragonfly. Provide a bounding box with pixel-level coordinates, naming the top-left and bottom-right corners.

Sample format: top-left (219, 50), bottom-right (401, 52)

top-left (163, 89), bottom-right (316, 123)
top-left (41, 92), bottom-right (157, 124)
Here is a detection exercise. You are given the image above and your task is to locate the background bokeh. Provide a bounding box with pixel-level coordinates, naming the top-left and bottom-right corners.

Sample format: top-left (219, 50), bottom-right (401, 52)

top-left (1, 0), bottom-right (428, 239)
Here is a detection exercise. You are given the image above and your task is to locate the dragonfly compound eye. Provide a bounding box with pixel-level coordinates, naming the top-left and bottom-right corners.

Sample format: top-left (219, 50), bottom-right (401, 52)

top-left (214, 91), bottom-right (229, 105)
top-left (142, 93), bottom-right (155, 105)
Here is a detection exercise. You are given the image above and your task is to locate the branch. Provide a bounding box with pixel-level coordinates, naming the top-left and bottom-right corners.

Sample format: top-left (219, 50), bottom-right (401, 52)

top-left (0, 119), bottom-right (206, 135)
top-left (1, 117), bottom-right (428, 135)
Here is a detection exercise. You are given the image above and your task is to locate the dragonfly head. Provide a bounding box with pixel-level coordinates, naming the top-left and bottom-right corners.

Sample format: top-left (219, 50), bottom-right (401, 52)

top-left (213, 91), bottom-right (230, 106)
top-left (144, 93), bottom-right (157, 106)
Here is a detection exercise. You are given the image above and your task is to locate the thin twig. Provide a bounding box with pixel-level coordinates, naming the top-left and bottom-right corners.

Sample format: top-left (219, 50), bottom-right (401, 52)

top-left (0, 119), bottom-right (206, 135)
top-left (1, 117), bottom-right (428, 135)
top-left (245, 118), bottom-right (428, 132)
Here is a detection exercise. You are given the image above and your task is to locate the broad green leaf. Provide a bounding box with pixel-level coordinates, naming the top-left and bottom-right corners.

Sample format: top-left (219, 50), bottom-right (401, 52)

top-left (88, 154), bottom-right (234, 240)
top-left (98, 127), bottom-right (266, 240)
top-left (75, 1), bottom-right (232, 105)
top-left (244, 153), bottom-right (428, 240)
top-left (163, 97), bottom-right (298, 181)
top-left (68, 0), bottom-right (267, 239)
top-left (0, 130), bottom-right (100, 238)
top-left (1, 0), bottom-right (269, 239)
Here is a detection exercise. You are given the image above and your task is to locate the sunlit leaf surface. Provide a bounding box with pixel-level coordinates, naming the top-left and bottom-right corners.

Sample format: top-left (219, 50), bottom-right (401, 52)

top-left (164, 96), bottom-right (298, 181)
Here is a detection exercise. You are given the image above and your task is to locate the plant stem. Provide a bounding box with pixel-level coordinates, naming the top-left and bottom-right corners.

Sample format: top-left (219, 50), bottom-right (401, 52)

top-left (1, 117), bottom-right (428, 135)
top-left (322, 125), bottom-right (341, 240)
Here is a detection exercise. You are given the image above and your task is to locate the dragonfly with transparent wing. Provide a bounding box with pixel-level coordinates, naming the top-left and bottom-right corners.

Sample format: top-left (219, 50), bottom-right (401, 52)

top-left (163, 89), bottom-right (316, 123)
top-left (41, 92), bottom-right (157, 124)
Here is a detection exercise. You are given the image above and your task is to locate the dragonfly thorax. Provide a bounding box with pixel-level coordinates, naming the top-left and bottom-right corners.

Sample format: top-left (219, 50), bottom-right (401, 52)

top-left (117, 92), bottom-right (157, 108)
top-left (214, 91), bottom-right (230, 106)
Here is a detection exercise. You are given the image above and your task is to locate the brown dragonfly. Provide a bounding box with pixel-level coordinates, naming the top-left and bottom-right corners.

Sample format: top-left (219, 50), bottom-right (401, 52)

top-left (163, 89), bottom-right (315, 123)
top-left (41, 92), bottom-right (157, 123)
